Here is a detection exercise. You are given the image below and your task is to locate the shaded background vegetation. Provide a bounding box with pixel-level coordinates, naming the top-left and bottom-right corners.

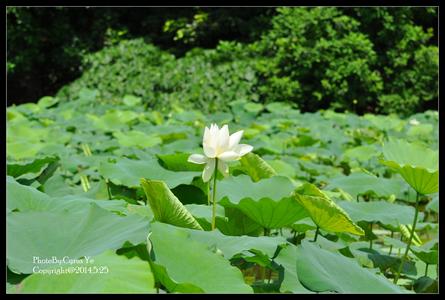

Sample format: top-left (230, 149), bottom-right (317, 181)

top-left (7, 7), bottom-right (438, 116)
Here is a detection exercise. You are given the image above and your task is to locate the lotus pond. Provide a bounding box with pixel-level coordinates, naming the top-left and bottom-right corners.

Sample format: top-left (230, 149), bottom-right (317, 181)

top-left (6, 94), bottom-right (438, 293)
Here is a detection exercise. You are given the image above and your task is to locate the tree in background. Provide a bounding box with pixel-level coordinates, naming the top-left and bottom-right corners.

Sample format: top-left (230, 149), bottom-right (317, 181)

top-left (7, 7), bottom-right (437, 116)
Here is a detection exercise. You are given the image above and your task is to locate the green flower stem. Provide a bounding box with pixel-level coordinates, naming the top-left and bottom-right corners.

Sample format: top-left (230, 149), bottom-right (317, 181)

top-left (211, 159), bottom-right (219, 231)
top-left (425, 263), bottom-right (429, 277)
top-left (207, 181), bottom-right (210, 206)
top-left (313, 226), bottom-right (320, 242)
top-left (105, 178), bottom-right (112, 200)
top-left (264, 228), bottom-right (270, 236)
top-left (393, 191), bottom-right (421, 284)
top-left (388, 230), bottom-right (394, 255)
top-left (369, 222), bottom-right (373, 250)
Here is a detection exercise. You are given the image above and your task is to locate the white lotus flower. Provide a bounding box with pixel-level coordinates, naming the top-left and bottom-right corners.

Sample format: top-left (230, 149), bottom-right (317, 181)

top-left (188, 123), bottom-right (253, 182)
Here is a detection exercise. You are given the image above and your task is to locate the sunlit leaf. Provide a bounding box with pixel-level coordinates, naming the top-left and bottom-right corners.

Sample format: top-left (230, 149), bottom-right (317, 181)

top-left (296, 241), bottom-right (409, 293)
top-left (217, 175), bottom-right (307, 229)
top-left (140, 179), bottom-right (202, 230)
top-left (7, 203), bottom-right (150, 274)
top-left (293, 183), bottom-right (364, 236)
top-left (99, 158), bottom-right (200, 189)
top-left (338, 201), bottom-right (418, 228)
top-left (149, 222), bottom-right (252, 293)
top-left (20, 251), bottom-right (156, 293)
top-left (238, 152), bottom-right (277, 182)
top-left (380, 139), bottom-right (438, 194)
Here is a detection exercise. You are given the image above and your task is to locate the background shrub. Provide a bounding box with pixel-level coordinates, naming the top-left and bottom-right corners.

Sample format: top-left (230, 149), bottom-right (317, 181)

top-left (7, 7), bottom-right (437, 116)
top-left (57, 39), bottom-right (259, 114)
top-left (7, 7), bottom-right (273, 105)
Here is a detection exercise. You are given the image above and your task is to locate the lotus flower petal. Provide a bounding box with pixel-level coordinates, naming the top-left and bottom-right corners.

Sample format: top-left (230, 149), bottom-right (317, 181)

top-left (188, 154), bottom-right (207, 164)
top-left (234, 144), bottom-right (253, 156)
top-left (218, 160), bottom-right (229, 177)
top-left (202, 158), bottom-right (216, 182)
top-left (218, 151), bottom-right (241, 162)
top-left (229, 130), bottom-right (244, 149)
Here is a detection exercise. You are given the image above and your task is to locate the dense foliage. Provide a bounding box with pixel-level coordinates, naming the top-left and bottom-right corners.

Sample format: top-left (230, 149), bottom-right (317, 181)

top-left (52, 7), bottom-right (438, 116)
top-left (254, 7), bottom-right (438, 115)
top-left (7, 92), bottom-right (438, 293)
top-left (7, 7), bottom-right (273, 104)
top-left (56, 39), bottom-right (259, 114)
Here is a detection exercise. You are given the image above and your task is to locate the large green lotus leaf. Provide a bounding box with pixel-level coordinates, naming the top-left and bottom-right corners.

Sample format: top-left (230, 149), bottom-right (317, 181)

top-left (380, 139), bottom-right (438, 194)
top-left (140, 179), bottom-right (202, 230)
top-left (206, 111), bottom-right (234, 124)
top-left (337, 201), bottom-right (417, 228)
top-left (347, 244), bottom-right (417, 276)
top-left (7, 176), bottom-right (50, 212)
top-left (326, 172), bottom-right (402, 199)
top-left (160, 139), bottom-right (201, 154)
top-left (87, 110), bottom-right (140, 131)
top-left (411, 239), bottom-right (438, 265)
top-left (45, 174), bottom-right (112, 200)
top-left (126, 204), bottom-right (155, 220)
top-left (137, 123), bottom-right (193, 137)
top-left (266, 159), bottom-right (297, 178)
top-left (290, 217), bottom-right (317, 233)
top-left (248, 135), bottom-right (283, 154)
top-left (152, 126), bottom-right (191, 144)
top-left (7, 140), bottom-right (47, 160)
top-left (217, 175), bottom-right (307, 229)
top-left (342, 145), bottom-right (378, 162)
top-left (184, 227), bottom-right (287, 259)
top-left (238, 152), bottom-right (277, 182)
top-left (7, 176), bottom-right (127, 214)
top-left (60, 154), bottom-right (110, 174)
top-left (293, 183), bottom-right (364, 236)
top-left (157, 152), bottom-right (204, 172)
top-left (297, 159), bottom-right (343, 178)
top-left (7, 203), bottom-right (150, 274)
top-left (113, 130), bottom-right (162, 148)
top-left (7, 120), bottom-right (47, 143)
top-left (184, 204), bottom-right (225, 226)
top-left (59, 196), bottom-right (128, 214)
top-left (220, 197), bottom-right (308, 230)
top-left (186, 204), bottom-right (262, 235)
top-left (313, 234), bottom-right (349, 252)
top-left (99, 157), bottom-right (200, 188)
top-left (274, 245), bottom-right (313, 293)
top-left (149, 222), bottom-right (253, 293)
top-left (217, 175), bottom-right (296, 202)
top-left (217, 207), bottom-right (263, 236)
top-left (7, 155), bottom-right (59, 180)
top-left (19, 251), bottom-right (156, 293)
top-left (296, 241), bottom-right (409, 293)
top-left (173, 110), bottom-right (205, 124)
top-left (42, 173), bottom-right (91, 198)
